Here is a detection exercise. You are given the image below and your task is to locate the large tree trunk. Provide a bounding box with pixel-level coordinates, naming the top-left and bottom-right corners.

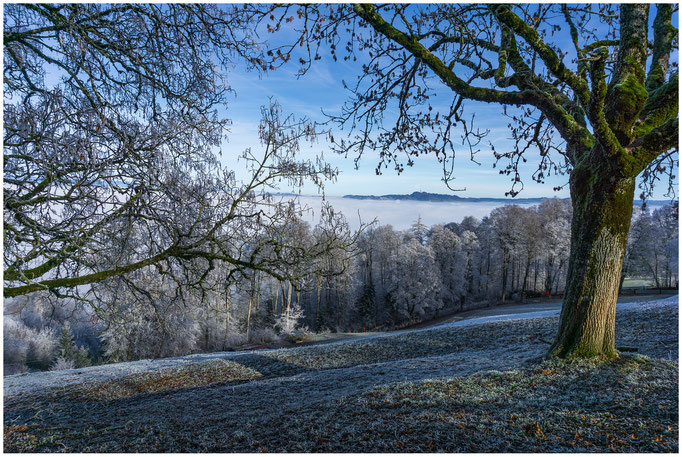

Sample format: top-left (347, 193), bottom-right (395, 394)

top-left (550, 162), bottom-right (635, 358)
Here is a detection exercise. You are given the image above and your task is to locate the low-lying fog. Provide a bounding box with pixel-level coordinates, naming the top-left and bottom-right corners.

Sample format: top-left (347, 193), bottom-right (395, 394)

top-left (288, 195), bottom-right (668, 231)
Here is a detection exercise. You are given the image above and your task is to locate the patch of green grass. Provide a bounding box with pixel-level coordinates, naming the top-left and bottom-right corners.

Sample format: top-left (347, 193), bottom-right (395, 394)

top-left (77, 359), bottom-right (263, 401)
top-left (622, 278), bottom-right (655, 288)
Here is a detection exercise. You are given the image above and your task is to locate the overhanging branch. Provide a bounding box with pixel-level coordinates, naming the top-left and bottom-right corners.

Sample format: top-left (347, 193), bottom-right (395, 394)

top-left (354, 4), bottom-right (594, 153)
top-left (626, 117), bottom-right (679, 175)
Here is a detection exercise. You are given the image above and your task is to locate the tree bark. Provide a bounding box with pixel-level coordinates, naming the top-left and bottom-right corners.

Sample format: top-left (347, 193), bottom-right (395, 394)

top-left (223, 288), bottom-right (231, 350)
top-left (550, 159), bottom-right (635, 358)
top-left (618, 271), bottom-right (626, 294)
top-left (315, 275), bottom-right (322, 331)
top-left (246, 295), bottom-right (253, 340)
top-left (500, 248), bottom-right (509, 303)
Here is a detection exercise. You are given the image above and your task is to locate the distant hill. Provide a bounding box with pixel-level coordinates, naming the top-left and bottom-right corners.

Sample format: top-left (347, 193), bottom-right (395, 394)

top-left (273, 191), bottom-right (673, 208)
top-left (343, 191), bottom-right (563, 204)
top-left (342, 191), bottom-right (673, 207)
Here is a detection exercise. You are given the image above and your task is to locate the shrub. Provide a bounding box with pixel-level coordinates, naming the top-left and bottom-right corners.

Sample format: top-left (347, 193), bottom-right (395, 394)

top-left (3, 317), bottom-right (57, 372)
top-left (50, 357), bottom-right (75, 371)
top-left (223, 334), bottom-right (248, 349)
top-left (275, 302), bottom-right (306, 336)
top-left (3, 339), bottom-right (29, 374)
top-left (220, 328), bottom-right (281, 349)
top-left (248, 328), bottom-right (279, 344)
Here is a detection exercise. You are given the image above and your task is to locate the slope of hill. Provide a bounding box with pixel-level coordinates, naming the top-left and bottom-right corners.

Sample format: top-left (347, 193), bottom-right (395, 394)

top-left (4, 297), bottom-right (678, 452)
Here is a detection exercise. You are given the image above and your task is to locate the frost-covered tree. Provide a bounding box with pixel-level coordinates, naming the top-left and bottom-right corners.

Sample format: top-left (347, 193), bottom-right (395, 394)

top-left (52, 324), bottom-right (91, 369)
top-left (354, 228), bottom-right (379, 327)
top-left (266, 215), bottom-right (314, 327)
top-left (489, 206), bottom-right (527, 302)
top-left (627, 204), bottom-right (679, 289)
top-left (275, 301), bottom-right (306, 336)
top-left (652, 204), bottom-right (679, 289)
top-left (537, 199), bottom-right (572, 296)
top-left (459, 230), bottom-right (480, 300)
top-left (429, 225), bottom-right (466, 310)
top-left (387, 239), bottom-right (442, 323)
top-left (408, 216), bottom-right (429, 245)
top-left (4, 5), bottom-right (341, 303)
top-left (470, 215), bottom-right (496, 300)
top-left (96, 268), bottom-right (203, 361)
top-left (3, 316), bottom-right (57, 373)
top-left (621, 207), bottom-right (649, 290)
top-left (308, 205), bottom-right (361, 331)
top-left (516, 208), bottom-right (542, 300)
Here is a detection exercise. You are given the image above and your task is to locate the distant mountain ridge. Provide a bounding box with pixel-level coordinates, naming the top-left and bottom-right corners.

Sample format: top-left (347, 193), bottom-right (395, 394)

top-left (272, 191), bottom-right (672, 207)
top-left (342, 191), bottom-right (672, 207)
top-left (343, 191), bottom-right (564, 204)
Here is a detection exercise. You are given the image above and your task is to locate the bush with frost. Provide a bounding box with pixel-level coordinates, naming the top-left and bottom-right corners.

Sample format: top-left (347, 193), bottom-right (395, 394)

top-left (249, 328), bottom-right (278, 344)
top-left (50, 357), bottom-right (76, 371)
top-left (275, 302), bottom-right (307, 336)
top-left (3, 317), bottom-right (58, 372)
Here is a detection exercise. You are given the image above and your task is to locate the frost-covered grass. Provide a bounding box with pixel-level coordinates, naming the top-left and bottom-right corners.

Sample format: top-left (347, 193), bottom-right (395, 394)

top-left (4, 296), bottom-right (678, 452)
top-left (261, 355), bottom-right (677, 452)
top-left (65, 359), bottom-right (262, 402)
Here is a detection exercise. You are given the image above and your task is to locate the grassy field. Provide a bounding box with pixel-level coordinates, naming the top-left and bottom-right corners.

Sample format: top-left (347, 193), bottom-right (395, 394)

top-left (4, 297), bottom-right (678, 452)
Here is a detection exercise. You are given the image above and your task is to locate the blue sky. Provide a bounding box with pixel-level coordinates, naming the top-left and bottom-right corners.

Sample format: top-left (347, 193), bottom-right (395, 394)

top-left (219, 5), bottom-right (678, 200)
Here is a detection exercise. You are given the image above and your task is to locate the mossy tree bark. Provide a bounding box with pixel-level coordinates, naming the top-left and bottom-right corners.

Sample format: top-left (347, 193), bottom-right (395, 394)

top-left (549, 153), bottom-right (635, 358)
top-left (550, 4), bottom-right (675, 359)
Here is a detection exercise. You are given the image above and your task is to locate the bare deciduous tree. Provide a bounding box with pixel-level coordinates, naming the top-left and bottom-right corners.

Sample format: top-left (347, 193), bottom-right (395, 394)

top-left (4, 5), bottom-right (360, 301)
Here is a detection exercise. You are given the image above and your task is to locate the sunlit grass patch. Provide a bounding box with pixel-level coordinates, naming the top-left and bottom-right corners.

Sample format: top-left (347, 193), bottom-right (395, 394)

top-left (622, 278), bottom-right (655, 288)
top-left (65, 359), bottom-right (263, 401)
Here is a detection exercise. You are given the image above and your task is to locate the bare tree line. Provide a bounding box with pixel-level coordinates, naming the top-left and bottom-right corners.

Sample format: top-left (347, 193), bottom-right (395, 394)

top-left (5, 200), bottom-right (676, 374)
